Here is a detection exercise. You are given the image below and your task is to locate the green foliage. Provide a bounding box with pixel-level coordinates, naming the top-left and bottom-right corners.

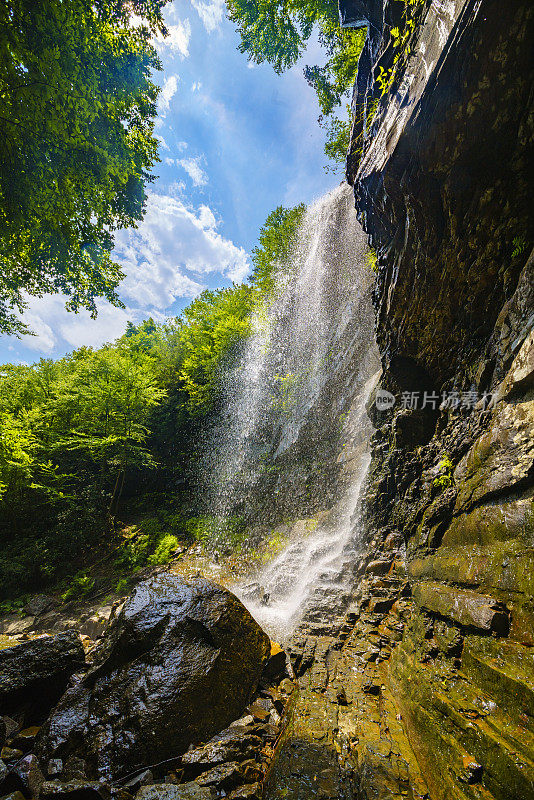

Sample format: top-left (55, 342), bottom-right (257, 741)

top-left (322, 112), bottom-right (351, 171)
top-left (114, 577), bottom-right (131, 595)
top-left (147, 533), bottom-right (180, 565)
top-left (511, 236), bottom-right (528, 259)
top-left (0, 0), bottom-right (169, 334)
top-left (433, 455), bottom-right (454, 491)
top-left (226, 0), bottom-right (365, 118)
top-left (250, 204), bottom-right (305, 294)
top-left (178, 285), bottom-right (256, 413)
top-left (115, 531), bottom-right (151, 572)
top-left (366, 248), bottom-right (378, 273)
top-left (184, 515), bottom-right (218, 542)
top-left (0, 198), bottom-right (310, 599)
top-left (61, 571), bottom-right (95, 601)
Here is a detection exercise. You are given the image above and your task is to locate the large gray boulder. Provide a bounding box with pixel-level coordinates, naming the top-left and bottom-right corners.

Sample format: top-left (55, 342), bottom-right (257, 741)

top-left (0, 631), bottom-right (85, 722)
top-left (37, 575), bottom-right (270, 781)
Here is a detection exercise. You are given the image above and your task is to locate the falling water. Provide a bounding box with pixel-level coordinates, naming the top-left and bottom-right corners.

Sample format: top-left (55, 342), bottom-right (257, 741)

top-left (203, 182), bottom-right (380, 638)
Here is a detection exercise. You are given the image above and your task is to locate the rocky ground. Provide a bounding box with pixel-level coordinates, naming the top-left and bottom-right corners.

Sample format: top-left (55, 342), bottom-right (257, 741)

top-left (0, 574), bottom-right (297, 800)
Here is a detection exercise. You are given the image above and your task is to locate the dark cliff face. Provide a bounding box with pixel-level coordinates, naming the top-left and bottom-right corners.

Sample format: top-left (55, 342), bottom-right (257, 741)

top-left (349, 0), bottom-right (533, 389)
top-left (343, 0), bottom-right (534, 798)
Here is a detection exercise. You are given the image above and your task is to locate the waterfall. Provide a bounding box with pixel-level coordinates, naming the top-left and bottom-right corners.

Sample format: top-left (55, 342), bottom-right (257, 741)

top-left (203, 182), bottom-right (380, 638)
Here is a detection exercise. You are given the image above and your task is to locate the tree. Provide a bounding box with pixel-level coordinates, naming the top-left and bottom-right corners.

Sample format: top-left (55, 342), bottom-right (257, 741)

top-left (321, 111), bottom-right (351, 171)
top-left (226, 0), bottom-right (365, 113)
top-left (178, 285), bottom-right (257, 413)
top-left (250, 204), bottom-right (305, 293)
top-left (0, 0), bottom-right (169, 334)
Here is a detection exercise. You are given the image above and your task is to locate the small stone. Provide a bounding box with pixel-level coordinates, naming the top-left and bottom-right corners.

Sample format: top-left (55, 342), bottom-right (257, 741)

top-left (240, 760), bottom-right (262, 783)
top-left (11, 726), bottom-right (40, 751)
top-left (230, 715), bottom-right (254, 727)
top-left (278, 679), bottom-right (294, 695)
top-left (2, 721), bottom-right (18, 741)
top-left (11, 754), bottom-right (45, 798)
top-left (0, 792), bottom-right (26, 800)
top-left (0, 759), bottom-right (8, 784)
top-left (247, 703), bottom-right (269, 721)
top-left (196, 762), bottom-right (242, 789)
top-left (40, 780), bottom-right (111, 800)
top-left (63, 757), bottom-right (87, 780)
top-left (136, 784), bottom-right (211, 800)
top-left (227, 784), bottom-right (262, 800)
top-left (24, 595), bottom-right (54, 617)
top-left (47, 760), bottom-right (63, 777)
top-left (269, 708), bottom-right (281, 725)
top-left (0, 749), bottom-right (23, 763)
top-left (123, 771), bottom-right (153, 792)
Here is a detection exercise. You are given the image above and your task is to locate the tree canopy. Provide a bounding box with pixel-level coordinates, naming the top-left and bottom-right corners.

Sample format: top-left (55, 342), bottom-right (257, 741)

top-left (0, 200), bottom-right (306, 600)
top-left (226, 0), bottom-right (366, 116)
top-left (0, 0), bottom-right (168, 334)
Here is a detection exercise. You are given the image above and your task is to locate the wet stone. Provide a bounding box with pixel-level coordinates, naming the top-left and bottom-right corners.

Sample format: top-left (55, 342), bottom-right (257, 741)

top-left (47, 760), bottom-right (64, 778)
top-left (227, 782), bottom-right (262, 799)
top-left (37, 575), bottom-right (270, 782)
top-left (136, 785), bottom-right (211, 800)
top-left (0, 750), bottom-right (22, 764)
top-left (40, 781), bottom-right (112, 800)
top-left (195, 762), bottom-right (242, 789)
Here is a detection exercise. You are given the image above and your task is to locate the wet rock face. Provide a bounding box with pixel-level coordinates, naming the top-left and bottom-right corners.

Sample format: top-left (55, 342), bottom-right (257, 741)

top-left (347, 0), bottom-right (533, 388)
top-left (334, 0), bottom-right (534, 797)
top-left (0, 631), bottom-right (85, 723)
top-left (37, 575), bottom-right (270, 782)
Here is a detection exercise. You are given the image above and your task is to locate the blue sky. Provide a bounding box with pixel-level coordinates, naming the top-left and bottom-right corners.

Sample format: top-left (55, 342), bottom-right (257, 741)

top-left (0, 0), bottom-right (338, 364)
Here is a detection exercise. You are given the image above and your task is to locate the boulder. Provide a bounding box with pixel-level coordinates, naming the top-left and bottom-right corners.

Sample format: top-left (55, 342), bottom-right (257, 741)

top-left (24, 595), bottom-right (54, 618)
top-left (37, 575), bottom-right (270, 782)
top-left (413, 582), bottom-right (510, 634)
top-left (0, 632), bottom-right (85, 722)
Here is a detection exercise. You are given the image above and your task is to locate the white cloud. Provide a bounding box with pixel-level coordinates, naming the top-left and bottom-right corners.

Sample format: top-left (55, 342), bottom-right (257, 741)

top-left (11, 193), bottom-right (250, 356)
top-left (157, 19), bottom-right (191, 58)
top-left (158, 74), bottom-right (179, 117)
top-left (178, 156), bottom-right (208, 187)
top-left (191, 0), bottom-right (224, 33)
top-left (17, 296), bottom-right (146, 354)
top-left (114, 191), bottom-right (250, 306)
top-left (155, 134), bottom-right (169, 151)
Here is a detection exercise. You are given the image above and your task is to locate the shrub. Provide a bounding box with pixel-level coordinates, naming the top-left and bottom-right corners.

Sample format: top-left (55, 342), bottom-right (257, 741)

top-left (148, 534), bottom-right (180, 566)
top-left (61, 572), bottom-right (95, 602)
top-left (433, 455), bottom-right (454, 490)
